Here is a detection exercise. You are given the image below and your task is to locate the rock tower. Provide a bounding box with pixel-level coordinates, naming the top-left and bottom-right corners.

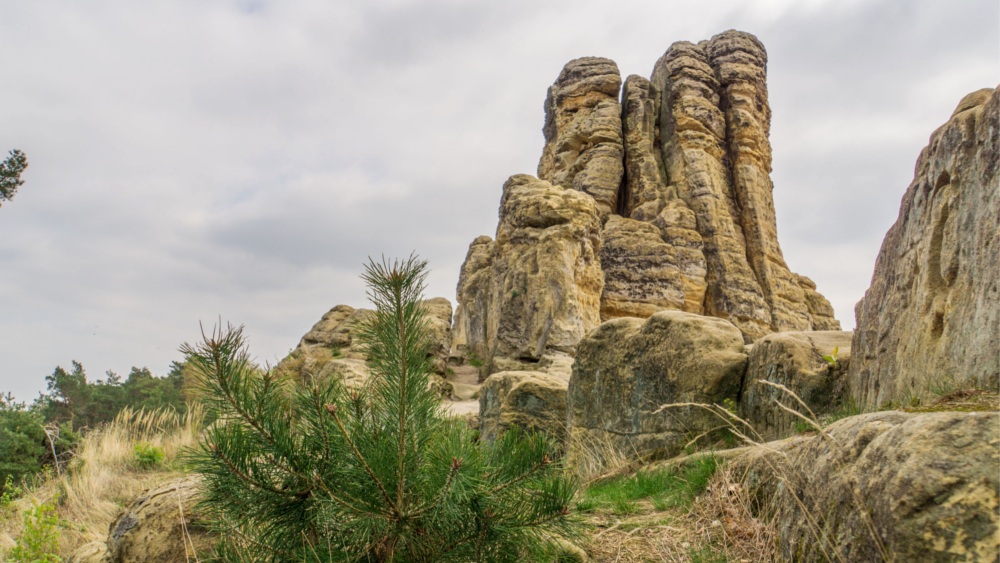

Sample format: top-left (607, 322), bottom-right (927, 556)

top-left (453, 30), bottom-right (839, 377)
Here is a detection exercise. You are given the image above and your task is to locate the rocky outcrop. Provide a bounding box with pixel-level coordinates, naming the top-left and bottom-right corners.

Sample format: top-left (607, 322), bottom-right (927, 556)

top-left (649, 30), bottom-right (839, 341)
top-left (453, 29), bottom-right (839, 377)
top-left (566, 310), bottom-right (747, 469)
top-left (850, 87), bottom-right (1000, 410)
top-left (538, 58), bottom-right (624, 218)
top-left (277, 299), bottom-right (454, 395)
top-left (732, 411), bottom-right (1000, 562)
top-left (451, 175), bottom-right (604, 378)
top-left (478, 370), bottom-right (570, 445)
top-left (739, 330), bottom-right (853, 440)
top-left (105, 477), bottom-right (214, 563)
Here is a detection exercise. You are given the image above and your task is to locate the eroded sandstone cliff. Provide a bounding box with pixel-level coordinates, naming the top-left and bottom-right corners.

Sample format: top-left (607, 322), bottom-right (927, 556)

top-left (453, 29), bottom-right (839, 379)
top-left (850, 87), bottom-right (1000, 410)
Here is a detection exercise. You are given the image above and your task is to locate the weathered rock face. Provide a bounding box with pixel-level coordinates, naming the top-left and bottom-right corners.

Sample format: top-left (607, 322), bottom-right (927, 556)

top-left (599, 215), bottom-right (707, 321)
top-left (451, 175), bottom-right (604, 378)
top-left (478, 370), bottom-right (570, 445)
top-left (277, 299), bottom-right (454, 395)
top-left (620, 74), bottom-right (667, 220)
top-left (566, 310), bottom-right (747, 469)
top-left (106, 477), bottom-right (214, 563)
top-left (739, 330), bottom-right (853, 440)
top-left (850, 87), bottom-right (1000, 410)
top-left (538, 57), bottom-right (625, 218)
top-left (453, 29), bottom-right (839, 374)
top-left (649, 30), bottom-right (839, 341)
top-left (732, 411), bottom-right (1000, 562)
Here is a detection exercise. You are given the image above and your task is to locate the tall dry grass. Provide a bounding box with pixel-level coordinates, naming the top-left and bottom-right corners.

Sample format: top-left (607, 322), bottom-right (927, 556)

top-left (0, 404), bottom-right (205, 559)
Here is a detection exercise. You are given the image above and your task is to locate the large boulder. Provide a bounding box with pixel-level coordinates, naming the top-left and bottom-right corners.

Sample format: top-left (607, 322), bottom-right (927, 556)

top-left (105, 477), bottom-right (214, 563)
top-left (850, 87), bottom-right (1000, 410)
top-left (537, 57), bottom-right (624, 218)
top-left (566, 310), bottom-right (748, 470)
top-left (451, 175), bottom-right (604, 379)
top-left (739, 331), bottom-right (853, 440)
top-left (731, 411), bottom-right (999, 562)
top-left (478, 370), bottom-right (570, 445)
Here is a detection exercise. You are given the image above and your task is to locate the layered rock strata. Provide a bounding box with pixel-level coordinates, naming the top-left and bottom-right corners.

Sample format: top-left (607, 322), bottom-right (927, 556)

top-left (738, 330), bottom-right (853, 440)
top-left (456, 30), bottom-right (838, 369)
top-left (648, 31), bottom-right (838, 340)
top-left (850, 87), bottom-right (1000, 410)
top-left (538, 57), bottom-right (624, 218)
top-left (566, 310), bottom-right (748, 470)
top-left (732, 411), bottom-right (999, 562)
top-left (451, 174), bottom-right (604, 379)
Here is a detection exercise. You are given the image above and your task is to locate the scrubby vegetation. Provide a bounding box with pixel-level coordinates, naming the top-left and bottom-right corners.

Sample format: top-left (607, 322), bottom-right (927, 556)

top-left (0, 405), bottom-right (203, 560)
top-left (186, 256), bottom-right (578, 563)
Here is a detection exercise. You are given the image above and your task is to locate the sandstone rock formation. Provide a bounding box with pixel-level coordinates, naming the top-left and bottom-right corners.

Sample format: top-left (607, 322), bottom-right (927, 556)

top-left (478, 370), bottom-right (570, 445)
top-left (648, 31), bottom-right (839, 340)
top-left (277, 298), bottom-right (454, 395)
top-left (566, 310), bottom-right (747, 469)
top-left (538, 57), bottom-right (624, 218)
top-left (738, 330), bottom-right (853, 440)
top-left (105, 477), bottom-right (214, 563)
top-left (732, 411), bottom-right (999, 562)
top-left (599, 215), bottom-right (707, 321)
top-left (451, 174), bottom-right (604, 378)
top-left (850, 87), bottom-right (1000, 410)
top-left (455, 29), bottom-right (839, 369)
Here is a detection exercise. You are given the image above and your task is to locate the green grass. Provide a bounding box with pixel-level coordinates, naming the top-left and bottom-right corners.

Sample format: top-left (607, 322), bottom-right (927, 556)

top-left (578, 455), bottom-right (719, 513)
top-left (688, 543), bottom-right (727, 563)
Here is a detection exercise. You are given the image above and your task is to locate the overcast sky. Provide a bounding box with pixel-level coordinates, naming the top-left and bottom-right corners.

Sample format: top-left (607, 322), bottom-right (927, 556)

top-left (1, 0), bottom-right (997, 401)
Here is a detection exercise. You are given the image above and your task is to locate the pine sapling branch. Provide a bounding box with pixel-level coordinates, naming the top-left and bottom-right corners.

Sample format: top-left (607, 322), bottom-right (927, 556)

top-left (325, 403), bottom-right (400, 518)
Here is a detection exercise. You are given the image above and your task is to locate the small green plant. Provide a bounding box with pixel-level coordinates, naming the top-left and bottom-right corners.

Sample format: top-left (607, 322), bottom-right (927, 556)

top-left (610, 497), bottom-right (638, 515)
top-left (6, 501), bottom-right (61, 563)
top-left (1, 474), bottom-right (23, 514)
top-left (720, 398), bottom-right (737, 415)
top-left (468, 352), bottom-right (484, 368)
top-left (822, 346), bottom-right (839, 368)
top-left (471, 391), bottom-right (480, 400)
top-left (133, 442), bottom-right (165, 469)
top-left (574, 498), bottom-right (598, 513)
top-left (581, 455), bottom-right (719, 511)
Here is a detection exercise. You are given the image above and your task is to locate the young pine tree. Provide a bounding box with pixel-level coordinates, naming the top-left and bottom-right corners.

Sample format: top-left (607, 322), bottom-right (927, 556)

top-left (184, 256), bottom-right (577, 563)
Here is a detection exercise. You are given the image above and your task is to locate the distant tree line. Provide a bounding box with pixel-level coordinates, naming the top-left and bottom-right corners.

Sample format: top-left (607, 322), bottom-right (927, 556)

top-left (0, 360), bottom-right (193, 492)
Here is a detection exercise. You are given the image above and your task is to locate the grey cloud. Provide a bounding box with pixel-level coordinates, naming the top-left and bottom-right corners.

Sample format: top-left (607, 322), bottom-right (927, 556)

top-left (0, 0), bottom-right (997, 402)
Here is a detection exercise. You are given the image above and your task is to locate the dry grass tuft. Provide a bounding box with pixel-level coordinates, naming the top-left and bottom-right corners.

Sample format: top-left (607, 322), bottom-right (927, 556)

top-left (0, 404), bottom-right (204, 559)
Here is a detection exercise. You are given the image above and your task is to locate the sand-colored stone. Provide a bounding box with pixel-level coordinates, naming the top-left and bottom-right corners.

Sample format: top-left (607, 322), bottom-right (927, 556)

top-left (538, 57), bottom-right (624, 217)
top-left (478, 370), bottom-right (570, 444)
top-left (452, 175), bottom-right (603, 378)
top-left (599, 215), bottom-right (706, 320)
top-left (850, 87), bottom-right (1000, 410)
top-left (566, 310), bottom-right (747, 468)
top-left (276, 299), bottom-right (454, 396)
top-left (739, 330), bottom-right (853, 440)
top-left (731, 411), bottom-right (1000, 562)
top-left (651, 30), bottom-right (839, 341)
top-left (106, 477), bottom-right (214, 563)
top-left (620, 74), bottom-right (668, 219)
